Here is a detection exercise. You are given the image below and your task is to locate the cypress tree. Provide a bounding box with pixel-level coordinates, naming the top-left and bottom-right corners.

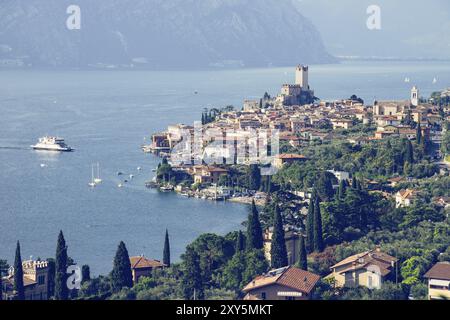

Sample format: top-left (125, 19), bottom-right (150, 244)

top-left (248, 164), bottom-right (261, 191)
top-left (315, 171), bottom-right (335, 201)
top-left (55, 231), bottom-right (68, 300)
top-left (81, 265), bottom-right (90, 283)
top-left (305, 198), bottom-right (315, 253)
top-left (46, 258), bottom-right (55, 298)
top-left (297, 235), bottom-right (308, 271)
top-left (13, 241), bottom-right (25, 300)
top-left (182, 248), bottom-right (204, 300)
top-left (270, 206), bottom-right (288, 268)
top-left (313, 198), bottom-right (324, 252)
top-left (416, 120), bottom-right (422, 145)
top-left (338, 179), bottom-right (347, 199)
top-left (55, 231), bottom-right (69, 300)
top-left (246, 201), bottom-right (263, 250)
top-left (111, 241), bottom-right (133, 292)
top-left (404, 139), bottom-right (414, 164)
top-left (163, 229), bottom-right (171, 267)
top-left (266, 175), bottom-right (272, 193)
top-left (236, 230), bottom-right (245, 252)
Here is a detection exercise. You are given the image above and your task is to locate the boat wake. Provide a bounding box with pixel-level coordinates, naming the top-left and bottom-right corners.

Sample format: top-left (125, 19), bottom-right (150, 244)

top-left (0, 146), bottom-right (29, 150)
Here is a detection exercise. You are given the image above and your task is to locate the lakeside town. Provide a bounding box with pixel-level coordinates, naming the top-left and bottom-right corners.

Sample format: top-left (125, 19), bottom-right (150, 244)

top-left (2, 64), bottom-right (450, 301)
top-left (144, 65), bottom-right (449, 205)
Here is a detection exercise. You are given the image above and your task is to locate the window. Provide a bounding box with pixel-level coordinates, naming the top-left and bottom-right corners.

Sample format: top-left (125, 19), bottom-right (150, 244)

top-left (261, 292), bottom-right (266, 300)
top-left (38, 275), bottom-right (45, 285)
top-left (430, 285), bottom-right (448, 290)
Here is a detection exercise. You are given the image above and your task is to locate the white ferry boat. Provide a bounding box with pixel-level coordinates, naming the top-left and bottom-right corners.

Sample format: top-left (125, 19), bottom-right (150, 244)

top-left (31, 136), bottom-right (73, 152)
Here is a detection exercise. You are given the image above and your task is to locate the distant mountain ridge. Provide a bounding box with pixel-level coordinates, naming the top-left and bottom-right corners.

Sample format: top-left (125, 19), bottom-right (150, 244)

top-left (0, 0), bottom-right (335, 69)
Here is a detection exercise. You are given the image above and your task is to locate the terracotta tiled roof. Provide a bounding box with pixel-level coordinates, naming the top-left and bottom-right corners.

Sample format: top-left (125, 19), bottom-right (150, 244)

top-left (277, 267), bottom-right (321, 294)
top-left (331, 249), bottom-right (397, 276)
top-left (242, 266), bottom-right (320, 295)
top-left (130, 256), bottom-right (165, 269)
top-left (424, 262), bottom-right (450, 280)
top-left (397, 189), bottom-right (417, 200)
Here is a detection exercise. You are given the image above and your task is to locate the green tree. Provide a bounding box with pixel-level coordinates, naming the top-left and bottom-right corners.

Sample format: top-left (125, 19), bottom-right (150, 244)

top-left (246, 201), bottom-right (263, 250)
top-left (236, 230), bottom-right (245, 252)
top-left (111, 241), bottom-right (133, 292)
top-left (46, 258), bottom-right (55, 298)
top-left (221, 251), bottom-right (246, 290)
top-left (297, 235), bottom-right (307, 271)
top-left (306, 198), bottom-right (315, 253)
top-left (315, 171), bottom-right (336, 201)
top-left (338, 179), bottom-right (348, 200)
top-left (157, 158), bottom-right (173, 183)
top-left (163, 229), bottom-right (171, 267)
top-left (242, 249), bottom-right (269, 286)
top-left (55, 231), bottom-right (68, 300)
top-left (313, 198), bottom-right (324, 252)
top-left (248, 164), bottom-right (261, 191)
top-left (371, 282), bottom-right (407, 300)
top-left (13, 241), bottom-right (25, 300)
top-left (270, 206), bottom-right (288, 268)
top-left (416, 120), bottom-right (422, 145)
top-left (403, 139), bottom-right (414, 164)
top-left (401, 256), bottom-right (428, 285)
top-left (222, 249), bottom-right (268, 292)
top-left (81, 265), bottom-right (91, 283)
top-left (182, 247), bottom-right (204, 300)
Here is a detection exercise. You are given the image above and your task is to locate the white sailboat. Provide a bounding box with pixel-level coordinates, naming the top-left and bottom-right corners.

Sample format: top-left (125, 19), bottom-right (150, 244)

top-left (404, 77), bottom-right (410, 83)
top-left (94, 162), bottom-right (102, 184)
top-left (88, 164), bottom-right (96, 187)
top-left (432, 77), bottom-right (438, 84)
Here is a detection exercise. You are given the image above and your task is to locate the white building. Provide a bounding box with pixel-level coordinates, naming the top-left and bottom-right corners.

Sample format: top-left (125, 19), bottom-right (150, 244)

top-left (327, 170), bottom-right (350, 182)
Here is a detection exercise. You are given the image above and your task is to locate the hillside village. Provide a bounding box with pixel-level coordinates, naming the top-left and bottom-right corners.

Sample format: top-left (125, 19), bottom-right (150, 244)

top-left (145, 65), bottom-right (449, 206)
top-left (3, 65), bottom-right (450, 301)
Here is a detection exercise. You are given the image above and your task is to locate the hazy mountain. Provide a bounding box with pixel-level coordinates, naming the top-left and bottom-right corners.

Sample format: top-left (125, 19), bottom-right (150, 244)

top-left (0, 0), bottom-right (335, 69)
top-left (294, 0), bottom-right (450, 60)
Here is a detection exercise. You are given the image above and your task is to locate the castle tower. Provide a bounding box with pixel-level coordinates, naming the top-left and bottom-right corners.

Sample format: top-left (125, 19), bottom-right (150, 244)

top-left (295, 65), bottom-right (309, 89)
top-left (411, 86), bottom-right (419, 106)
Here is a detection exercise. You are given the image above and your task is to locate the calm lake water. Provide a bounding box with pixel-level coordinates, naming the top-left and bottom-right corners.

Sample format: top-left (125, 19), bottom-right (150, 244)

top-left (1, 61), bottom-right (449, 275)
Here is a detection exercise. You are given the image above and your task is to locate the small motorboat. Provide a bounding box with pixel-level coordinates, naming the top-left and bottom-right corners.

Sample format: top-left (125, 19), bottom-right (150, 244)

top-left (118, 183), bottom-right (123, 188)
top-left (137, 167), bottom-right (142, 171)
top-left (129, 174), bottom-right (134, 179)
